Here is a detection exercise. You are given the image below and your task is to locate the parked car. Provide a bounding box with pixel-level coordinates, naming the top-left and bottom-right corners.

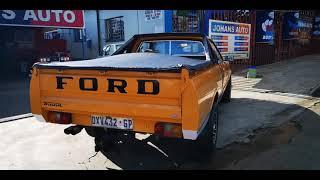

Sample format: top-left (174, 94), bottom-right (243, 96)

top-left (38, 51), bottom-right (71, 63)
top-left (30, 33), bottom-right (231, 155)
top-left (29, 51), bottom-right (71, 77)
top-left (102, 43), bottom-right (123, 56)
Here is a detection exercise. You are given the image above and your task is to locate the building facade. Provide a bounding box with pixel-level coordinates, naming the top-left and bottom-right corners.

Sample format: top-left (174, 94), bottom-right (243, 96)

top-left (16, 10), bottom-right (317, 73)
top-left (95, 10), bottom-right (204, 55)
top-left (0, 10), bottom-right (87, 78)
top-left (57, 10), bottom-right (99, 60)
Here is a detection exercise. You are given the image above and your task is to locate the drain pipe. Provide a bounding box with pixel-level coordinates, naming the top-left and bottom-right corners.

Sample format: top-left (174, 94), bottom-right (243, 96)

top-left (96, 10), bottom-right (102, 56)
top-left (137, 10), bottom-right (140, 34)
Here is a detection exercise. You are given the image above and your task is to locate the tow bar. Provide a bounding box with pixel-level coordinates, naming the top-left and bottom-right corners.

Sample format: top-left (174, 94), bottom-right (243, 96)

top-left (64, 125), bottom-right (84, 135)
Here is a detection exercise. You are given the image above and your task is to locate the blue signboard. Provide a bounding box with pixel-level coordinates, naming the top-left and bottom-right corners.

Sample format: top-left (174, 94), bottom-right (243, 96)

top-left (255, 10), bottom-right (274, 43)
top-left (297, 18), bottom-right (313, 40)
top-left (282, 12), bottom-right (299, 40)
top-left (313, 16), bottom-right (320, 38)
top-left (209, 19), bottom-right (251, 60)
top-left (283, 11), bottom-right (313, 40)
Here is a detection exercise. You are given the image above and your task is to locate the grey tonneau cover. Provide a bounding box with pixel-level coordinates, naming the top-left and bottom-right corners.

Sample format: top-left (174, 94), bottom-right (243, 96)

top-left (34, 53), bottom-right (211, 73)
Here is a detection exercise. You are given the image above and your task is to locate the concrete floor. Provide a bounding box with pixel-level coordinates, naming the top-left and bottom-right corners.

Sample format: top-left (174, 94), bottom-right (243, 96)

top-left (0, 117), bottom-right (190, 170)
top-left (218, 54), bottom-right (320, 148)
top-left (0, 118), bottom-right (121, 170)
top-left (224, 102), bottom-right (320, 170)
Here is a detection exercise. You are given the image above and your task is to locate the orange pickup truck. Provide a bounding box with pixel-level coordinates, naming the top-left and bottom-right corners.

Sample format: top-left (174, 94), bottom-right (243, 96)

top-left (30, 33), bottom-right (231, 153)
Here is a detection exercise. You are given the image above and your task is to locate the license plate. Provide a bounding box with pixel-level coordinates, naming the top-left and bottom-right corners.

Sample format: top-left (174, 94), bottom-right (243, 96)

top-left (91, 115), bottom-right (133, 130)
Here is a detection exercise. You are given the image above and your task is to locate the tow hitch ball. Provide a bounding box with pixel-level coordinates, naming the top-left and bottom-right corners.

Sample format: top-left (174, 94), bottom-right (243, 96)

top-left (64, 125), bottom-right (84, 135)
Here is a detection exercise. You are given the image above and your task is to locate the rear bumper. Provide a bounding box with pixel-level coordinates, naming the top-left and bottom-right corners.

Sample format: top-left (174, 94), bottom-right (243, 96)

top-left (34, 111), bottom-right (200, 140)
top-left (182, 130), bottom-right (198, 140)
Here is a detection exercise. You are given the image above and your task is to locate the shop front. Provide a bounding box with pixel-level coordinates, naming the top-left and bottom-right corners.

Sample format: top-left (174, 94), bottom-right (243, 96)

top-left (202, 10), bottom-right (319, 70)
top-left (0, 10), bottom-right (84, 80)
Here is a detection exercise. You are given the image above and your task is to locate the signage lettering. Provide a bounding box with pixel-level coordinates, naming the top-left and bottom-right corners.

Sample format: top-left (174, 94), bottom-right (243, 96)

top-left (0, 10), bottom-right (84, 28)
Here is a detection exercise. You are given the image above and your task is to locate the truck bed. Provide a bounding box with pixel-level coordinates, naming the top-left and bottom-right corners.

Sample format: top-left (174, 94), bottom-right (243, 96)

top-left (34, 53), bottom-right (211, 73)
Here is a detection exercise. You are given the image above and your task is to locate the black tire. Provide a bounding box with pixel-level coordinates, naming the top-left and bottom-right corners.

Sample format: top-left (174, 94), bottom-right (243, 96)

top-left (221, 78), bottom-right (232, 103)
top-left (196, 102), bottom-right (219, 157)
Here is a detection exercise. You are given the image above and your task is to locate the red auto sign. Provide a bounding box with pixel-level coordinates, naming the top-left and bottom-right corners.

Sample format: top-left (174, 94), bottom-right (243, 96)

top-left (0, 10), bottom-right (84, 28)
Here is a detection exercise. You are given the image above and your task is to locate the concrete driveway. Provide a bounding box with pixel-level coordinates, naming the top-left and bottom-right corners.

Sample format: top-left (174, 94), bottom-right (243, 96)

top-left (224, 101), bottom-right (320, 170)
top-left (0, 118), bottom-right (120, 170)
top-left (219, 54), bottom-right (320, 147)
top-left (0, 117), bottom-right (188, 170)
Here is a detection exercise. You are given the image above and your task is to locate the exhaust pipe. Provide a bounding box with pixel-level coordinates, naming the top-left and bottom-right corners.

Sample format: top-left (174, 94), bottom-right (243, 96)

top-left (64, 125), bottom-right (84, 135)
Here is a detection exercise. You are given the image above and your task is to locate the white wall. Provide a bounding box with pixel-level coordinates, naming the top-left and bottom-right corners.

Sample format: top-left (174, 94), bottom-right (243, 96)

top-left (98, 10), bottom-right (165, 52)
top-left (61, 10), bottom-right (99, 60)
top-left (98, 10), bottom-right (139, 49)
top-left (61, 10), bottom-right (166, 59)
top-left (137, 10), bottom-right (165, 34)
top-left (83, 10), bottom-right (99, 59)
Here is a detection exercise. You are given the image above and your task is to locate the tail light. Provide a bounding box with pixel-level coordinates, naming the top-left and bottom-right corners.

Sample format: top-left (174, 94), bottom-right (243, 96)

top-left (47, 111), bottom-right (72, 124)
top-left (154, 122), bottom-right (183, 138)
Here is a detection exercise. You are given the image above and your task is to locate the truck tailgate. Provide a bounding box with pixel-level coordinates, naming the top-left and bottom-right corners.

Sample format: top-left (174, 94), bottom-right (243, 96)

top-left (33, 69), bottom-right (183, 132)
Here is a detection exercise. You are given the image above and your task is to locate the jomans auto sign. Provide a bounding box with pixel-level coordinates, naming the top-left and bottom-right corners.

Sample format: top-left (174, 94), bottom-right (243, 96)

top-left (0, 10), bottom-right (84, 28)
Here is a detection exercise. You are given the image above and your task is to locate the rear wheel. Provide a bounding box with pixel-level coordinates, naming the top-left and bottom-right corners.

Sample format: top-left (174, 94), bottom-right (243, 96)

top-left (195, 103), bottom-right (219, 159)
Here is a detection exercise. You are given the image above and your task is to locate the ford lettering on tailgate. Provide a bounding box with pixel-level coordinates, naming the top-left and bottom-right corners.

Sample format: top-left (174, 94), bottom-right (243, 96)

top-left (56, 76), bottom-right (160, 95)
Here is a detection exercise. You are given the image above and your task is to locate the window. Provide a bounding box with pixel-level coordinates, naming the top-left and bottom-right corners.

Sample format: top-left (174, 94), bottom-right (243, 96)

top-left (137, 40), bottom-right (207, 60)
top-left (44, 30), bottom-right (61, 40)
top-left (74, 29), bottom-right (83, 42)
top-left (172, 10), bottom-right (200, 32)
top-left (138, 41), bottom-right (170, 54)
top-left (115, 44), bottom-right (123, 50)
top-left (44, 33), bottom-right (50, 40)
top-left (105, 17), bottom-right (125, 42)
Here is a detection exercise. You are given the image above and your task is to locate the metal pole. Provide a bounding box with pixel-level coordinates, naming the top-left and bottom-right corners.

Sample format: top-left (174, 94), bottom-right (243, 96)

top-left (137, 10), bottom-right (140, 34)
top-left (199, 10), bottom-right (205, 33)
top-left (81, 29), bottom-right (85, 60)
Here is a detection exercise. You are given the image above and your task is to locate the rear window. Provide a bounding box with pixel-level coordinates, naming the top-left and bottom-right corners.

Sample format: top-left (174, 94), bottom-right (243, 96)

top-left (137, 40), bottom-right (207, 60)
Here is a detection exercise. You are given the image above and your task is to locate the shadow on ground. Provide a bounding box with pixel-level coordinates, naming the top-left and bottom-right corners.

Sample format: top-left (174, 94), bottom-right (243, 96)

top-left (95, 98), bottom-right (320, 170)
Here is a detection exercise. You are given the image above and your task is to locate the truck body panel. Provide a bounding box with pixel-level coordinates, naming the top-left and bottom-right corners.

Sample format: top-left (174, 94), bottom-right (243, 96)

top-left (30, 33), bottom-right (231, 140)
